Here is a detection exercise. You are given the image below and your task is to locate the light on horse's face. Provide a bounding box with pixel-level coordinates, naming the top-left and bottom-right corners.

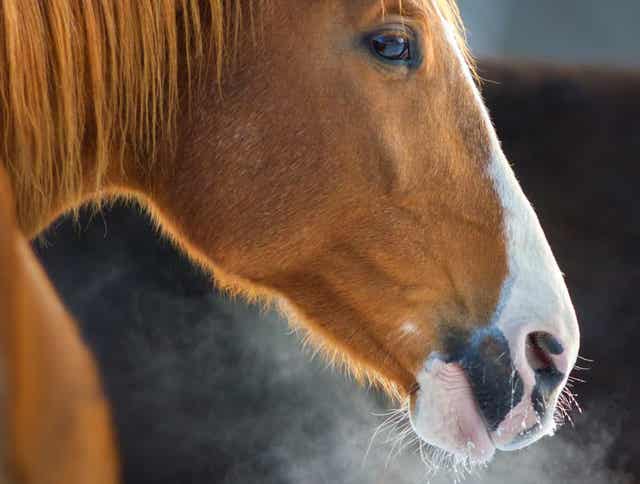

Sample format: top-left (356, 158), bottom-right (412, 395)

top-left (164, 0), bottom-right (580, 465)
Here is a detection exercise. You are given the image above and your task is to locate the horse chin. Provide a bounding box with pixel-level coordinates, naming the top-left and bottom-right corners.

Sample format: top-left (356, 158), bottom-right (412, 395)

top-left (409, 356), bottom-right (496, 465)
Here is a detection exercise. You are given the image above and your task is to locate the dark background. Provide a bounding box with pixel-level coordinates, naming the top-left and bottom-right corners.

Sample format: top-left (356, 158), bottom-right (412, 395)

top-left (34, 6), bottom-right (640, 484)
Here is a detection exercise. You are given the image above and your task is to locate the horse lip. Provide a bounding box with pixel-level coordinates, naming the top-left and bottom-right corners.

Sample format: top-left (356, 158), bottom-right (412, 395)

top-left (457, 361), bottom-right (547, 454)
top-left (425, 352), bottom-right (496, 435)
top-left (412, 355), bottom-right (497, 463)
top-left (452, 363), bottom-right (498, 460)
top-left (495, 422), bottom-right (542, 451)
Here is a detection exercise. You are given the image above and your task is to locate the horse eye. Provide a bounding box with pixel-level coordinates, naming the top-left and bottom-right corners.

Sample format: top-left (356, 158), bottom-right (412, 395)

top-left (369, 32), bottom-right (411, 62)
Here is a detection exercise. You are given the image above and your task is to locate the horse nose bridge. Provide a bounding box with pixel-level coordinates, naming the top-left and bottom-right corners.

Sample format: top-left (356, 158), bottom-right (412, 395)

top-left (487, 149), bottom-right (580, 352)
top-left (491, 182), bottom-right (581, 375)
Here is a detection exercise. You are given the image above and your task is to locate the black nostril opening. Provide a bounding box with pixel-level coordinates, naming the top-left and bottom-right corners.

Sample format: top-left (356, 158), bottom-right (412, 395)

top-left (527, 332), bottom-right (554, 371)
top-left (538, 332), bottom-right (564, 355)
top-left (526, 332), bottom-right (564, 369)
top-left (527, 332), bottom-right (564, 394)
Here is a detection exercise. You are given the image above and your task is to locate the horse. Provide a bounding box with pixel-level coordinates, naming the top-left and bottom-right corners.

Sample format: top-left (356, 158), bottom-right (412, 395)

top-left (0, 0), bottom-right (581, 479)
top-left (33, 59), bottom-right (640, 483)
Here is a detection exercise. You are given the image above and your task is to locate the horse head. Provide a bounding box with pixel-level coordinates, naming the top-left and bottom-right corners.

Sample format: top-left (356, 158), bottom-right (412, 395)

top-left (1, 0), bottom-right (580, 467)
top-left (148, 0), bottom-right (580, 463)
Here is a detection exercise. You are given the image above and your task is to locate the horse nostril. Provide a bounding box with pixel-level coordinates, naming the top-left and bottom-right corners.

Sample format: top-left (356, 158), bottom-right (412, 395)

top-left (526, 332), bottom-right (564, 393)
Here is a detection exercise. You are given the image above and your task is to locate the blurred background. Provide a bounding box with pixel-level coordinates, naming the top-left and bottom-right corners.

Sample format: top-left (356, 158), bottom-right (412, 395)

top-left (35, 2), bottom-right (639, 484)
top-left (460, 0), bottom-right (640, 67)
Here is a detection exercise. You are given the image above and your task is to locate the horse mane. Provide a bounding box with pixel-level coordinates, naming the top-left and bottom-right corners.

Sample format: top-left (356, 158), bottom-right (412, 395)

top-left (0, 0), bottom-right (469, 233)
top-left (0, 0), bottom-right (250, 232)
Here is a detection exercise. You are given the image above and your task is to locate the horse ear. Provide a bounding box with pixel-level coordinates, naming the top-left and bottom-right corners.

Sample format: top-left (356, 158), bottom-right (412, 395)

top-left (0, 166), bottom-right (120, 484)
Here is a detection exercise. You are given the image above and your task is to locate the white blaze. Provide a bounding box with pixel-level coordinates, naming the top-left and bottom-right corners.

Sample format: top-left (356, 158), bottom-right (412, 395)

top-left (435, 0), bottom-right (579, 382)
top-left (409, 1), bottom-right (581, 460)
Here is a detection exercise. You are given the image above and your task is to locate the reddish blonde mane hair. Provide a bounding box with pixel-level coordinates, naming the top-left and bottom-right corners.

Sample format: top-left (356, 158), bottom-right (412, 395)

top-left (0, 0), bottom-right (251, 231)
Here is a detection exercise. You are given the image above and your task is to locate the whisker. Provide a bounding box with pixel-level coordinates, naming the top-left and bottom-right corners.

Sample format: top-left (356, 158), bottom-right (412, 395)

top-left (363, 400), bottom-right (411, 468)
top-left (385, 425), bottom-right (413, 468)
top-left (567, 375), bottom-right (587, 384)
top-left (573, 364), bottom-right (591, 371)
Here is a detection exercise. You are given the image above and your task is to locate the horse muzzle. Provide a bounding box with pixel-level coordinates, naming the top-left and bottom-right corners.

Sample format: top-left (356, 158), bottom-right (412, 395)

top-left (409, 322), bottom-right (577, 463)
